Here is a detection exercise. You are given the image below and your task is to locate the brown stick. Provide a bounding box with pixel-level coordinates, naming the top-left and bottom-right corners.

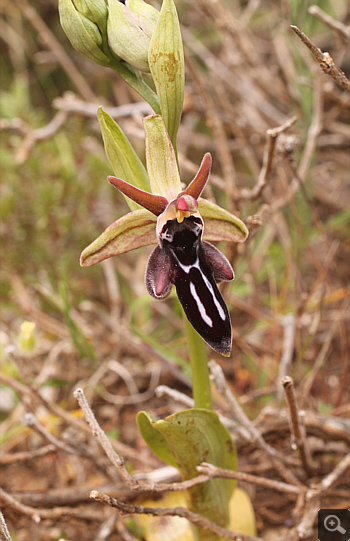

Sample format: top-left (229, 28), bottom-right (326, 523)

top-left (196, 463), bottom-right (303, 495)
top-left (291, 25), bottom-right (350, 92)
top-left (308, 5), bottom-right (350, 41)
top-left (0, 444), bottom-right (56, 465)
top-left (0, 510), bottom-right (12, 541)
top-left (281, 377), bottom-right (316, 478)
top-left (0, 488), bottom-right (102, 523)
top-left (209, 361), bottom-right (305, 489)
top-left (240, 116), bottom-right (298, 200)
top-left (90, 490), bottom-right (263, 541)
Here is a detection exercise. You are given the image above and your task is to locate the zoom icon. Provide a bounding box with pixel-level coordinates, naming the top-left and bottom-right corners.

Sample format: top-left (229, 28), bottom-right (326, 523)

top-left (318, 509), bottom-right (350, 541)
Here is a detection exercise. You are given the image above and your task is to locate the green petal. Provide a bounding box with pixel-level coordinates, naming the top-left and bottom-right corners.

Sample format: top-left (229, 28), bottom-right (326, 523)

top-left (148, 0), bottom-right (184, 149)
top-left (144, 114), bottom-right (181, 200)
top-left (80, 209), bottom-right (157, 267)
top-left (98, 107), bottom-right (151, 211)
top-left (199, 199), bottom-right (249, 243)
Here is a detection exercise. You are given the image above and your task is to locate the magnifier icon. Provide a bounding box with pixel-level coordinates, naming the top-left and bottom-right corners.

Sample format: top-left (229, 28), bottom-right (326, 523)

top-left (324, 515), bottom-right (346, 534)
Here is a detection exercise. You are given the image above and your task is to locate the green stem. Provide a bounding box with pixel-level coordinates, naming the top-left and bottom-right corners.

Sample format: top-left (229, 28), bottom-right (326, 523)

top-left (109, 59), bottom-right (161, 115)
top-left (183, 314), bottom-right (212, 410)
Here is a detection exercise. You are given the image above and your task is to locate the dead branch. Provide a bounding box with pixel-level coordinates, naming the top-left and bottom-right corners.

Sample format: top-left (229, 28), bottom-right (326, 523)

top-left (281, 377), bottom-right (317, 477)
top-left (291, 25), bottom-right (350, 92)
top-left (307, 452), bottom-right (350, 500)
top-left (208, 360), bottom-right (305, 489)
top-left (196, 463), bottom-right (303, 495)
top-left (0, 488), bottom-right (102, 524)
top-left (53, 92), bottom-right (151, 118)
top-left (277, 314), bottom-right (296, 402)
top-left (308, 5), bottom-right (350, 41)
top-left (22, 413), bottom-right (78, 455)
top-left (239, 116), bottom-right (297, 200)
top-left (0, 510), bottom-right (12, 541)
top-left (0, 444), bottom-right (56, 465)
top-left (73, 388), bottom-right (221, 495)
top-left (90, 490), bottom-right (263, 541)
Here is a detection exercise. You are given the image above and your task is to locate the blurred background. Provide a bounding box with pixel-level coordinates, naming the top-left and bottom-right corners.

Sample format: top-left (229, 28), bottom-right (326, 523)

top-left (1, 0), bottom-right (349, 540)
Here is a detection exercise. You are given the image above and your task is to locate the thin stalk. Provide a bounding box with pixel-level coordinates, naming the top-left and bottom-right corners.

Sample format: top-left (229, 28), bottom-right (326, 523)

top-left (183, 314), bottom-right (212, 410)
top-left (109, 59), bottom-right (161, 115)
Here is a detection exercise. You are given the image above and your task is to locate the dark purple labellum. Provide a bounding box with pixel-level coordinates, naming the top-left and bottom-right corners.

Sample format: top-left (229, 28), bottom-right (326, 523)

top-left (146, 216), bottom-right (234, 356)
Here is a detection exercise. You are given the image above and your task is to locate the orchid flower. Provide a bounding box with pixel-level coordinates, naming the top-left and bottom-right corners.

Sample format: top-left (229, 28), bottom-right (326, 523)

top-left (80, 115), bottom-right (248, 355)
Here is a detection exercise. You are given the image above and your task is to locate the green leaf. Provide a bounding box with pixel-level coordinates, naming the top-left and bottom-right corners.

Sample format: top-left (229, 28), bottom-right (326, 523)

top-left (97, 107), bottom-right (151, 210)
top-left (80, 209), bottom-right (157, 267)
top-left (148, 0), bottom-right (184, 149)
top-left (139, 408), bottom-right (237, 541)
top-left (137, 411), bottom-right (178, 468)
top-left (199, 199), bottom-right (249, 243)
top-left (143, 114), bottom-right (181, 201)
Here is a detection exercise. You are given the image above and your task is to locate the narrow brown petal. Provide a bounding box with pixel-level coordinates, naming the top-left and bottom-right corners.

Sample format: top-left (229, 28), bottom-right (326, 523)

top-left (145, 245), bottom-right (174, 299)
top-left (108, 176), bottom-right (168, 216)
top-left (179, 153), bottom-right (212, 200)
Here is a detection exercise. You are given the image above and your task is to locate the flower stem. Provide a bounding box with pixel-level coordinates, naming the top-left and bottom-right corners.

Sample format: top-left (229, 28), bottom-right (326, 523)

top-left (109, 59), bottom-right (161, 115)
top-left (183, 314), bottom-right (212, 410)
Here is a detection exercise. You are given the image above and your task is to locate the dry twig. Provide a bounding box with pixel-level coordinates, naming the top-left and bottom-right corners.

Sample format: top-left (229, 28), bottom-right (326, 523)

top-left (53, 92), bottom-right (151, 118)
top-left (0, 111), bottom-right (68, 164)
top-left (0, 444), bottom-right (56, 466)
top-left (196, 463), bottom-right (303, 496)
top-left (90, 490), bottom-right (263, 541)
top-left (291, 25), bottom-right (350, 93)
top-left (0, 488), bottom-right (102, 524)
top-left (306, 452), bottom-right (350, 499)
top-left (21, 413), bottom-right (78, 456)
top-left (74, 388), bottom-right (142, 491)
top-left (0, 510), bottom-right (12, 541)
top-left (308, 5), bottom-right (350, 41)
top-left (239, 116), bottom-right (297, 200)
top-left (73, 388), bottom-right (212, 494)
top-left (281, 377), bottom-right (317, 478)
top-left (277, 314), bottom-right (296, 401)
top-left (209, 361), bottom-right (305, 488)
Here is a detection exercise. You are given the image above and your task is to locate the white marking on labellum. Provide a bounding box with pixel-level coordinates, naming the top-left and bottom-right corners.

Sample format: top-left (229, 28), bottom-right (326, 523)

top-left (179, 259), bottom-right (226, 321)
top-left (201, 273), bottom-right (226, 321)
top-left (178, 259), bottom-right (200, 274)
top-left (189, 282), bottom-right (213, 327)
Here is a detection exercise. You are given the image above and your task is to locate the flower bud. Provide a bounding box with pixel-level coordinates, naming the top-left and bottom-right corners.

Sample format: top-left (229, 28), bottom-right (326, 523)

top-left (59, 0), bottom-right (110, 66)
top-left (74, 0), bottom-right (108, 28)
top-left (107, 0), bottom-right (159, 72)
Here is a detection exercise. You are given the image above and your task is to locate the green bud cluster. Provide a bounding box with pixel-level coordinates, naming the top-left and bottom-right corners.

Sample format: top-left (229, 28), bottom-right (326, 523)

top-left (59, 0), bottom-right (159, 72)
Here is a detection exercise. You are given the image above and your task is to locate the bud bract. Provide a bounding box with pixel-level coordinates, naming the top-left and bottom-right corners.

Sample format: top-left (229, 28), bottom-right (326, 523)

top-left (107, 0), bottom-right (159, 72)
top-left (59, 0), bottom-right (110, 66)
top-left (74, 0), bottom-right (108, 28)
